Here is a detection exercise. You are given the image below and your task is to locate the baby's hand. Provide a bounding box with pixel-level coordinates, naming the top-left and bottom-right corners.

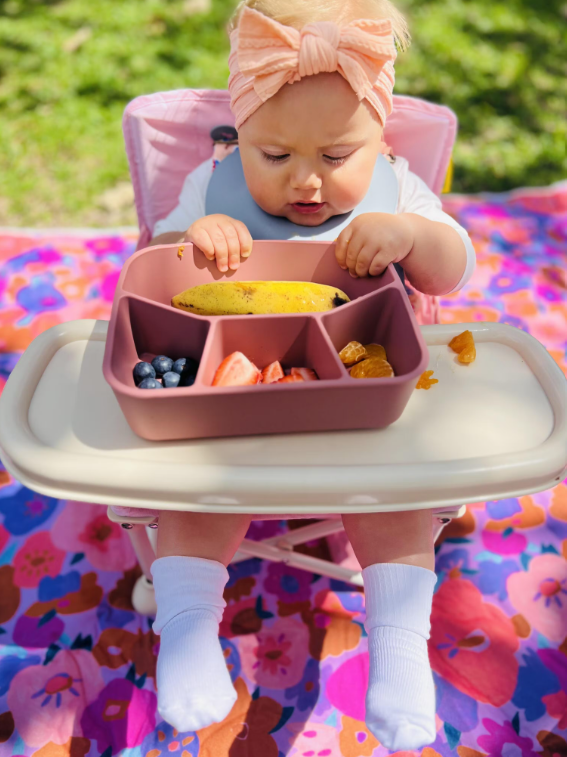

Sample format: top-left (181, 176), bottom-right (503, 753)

top-left (185, 214), bottom-right (253, 273)
top-left (335, 213), bottom-right (414, 277)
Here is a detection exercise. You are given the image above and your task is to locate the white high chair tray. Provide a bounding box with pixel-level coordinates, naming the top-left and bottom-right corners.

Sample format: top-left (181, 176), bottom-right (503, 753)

top-left (0, 319), bottom-right (565, 514)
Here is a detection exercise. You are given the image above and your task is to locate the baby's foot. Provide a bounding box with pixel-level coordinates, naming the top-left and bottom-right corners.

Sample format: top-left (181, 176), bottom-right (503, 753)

top-left (365, 626), bottom-right (436, 750)
top-left (156, 609), bottom-right (237, 731)
top-left (362, 562), bottom-right (437, 751)
top-left (151, 556), bottom-right (236, 732)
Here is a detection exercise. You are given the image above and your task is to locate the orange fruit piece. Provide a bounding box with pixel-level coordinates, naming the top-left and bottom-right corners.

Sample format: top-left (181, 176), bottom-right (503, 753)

top-left (364, 343), bottom-right (387, 361)
top-left (458, 345), bottom-right (476, 364)
top-left (449, 330), bottom-right (475, 354)
top-left (338, 341), bottom-right (368, 366)
top-left (350, 357), bottom-right (394, 379)
top-left (416, 370), bottom-right (438, 389)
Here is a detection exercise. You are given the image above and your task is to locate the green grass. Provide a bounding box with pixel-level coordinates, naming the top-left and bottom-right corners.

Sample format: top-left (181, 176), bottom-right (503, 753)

top-left (0, 0), bottom-right (565, 226)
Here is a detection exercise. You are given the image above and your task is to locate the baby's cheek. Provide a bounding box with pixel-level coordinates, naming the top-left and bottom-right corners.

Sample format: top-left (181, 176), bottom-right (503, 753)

top-left (246, 173), bottom-right (275, 210)
top-left (329, 175), bottom-right (367, 213)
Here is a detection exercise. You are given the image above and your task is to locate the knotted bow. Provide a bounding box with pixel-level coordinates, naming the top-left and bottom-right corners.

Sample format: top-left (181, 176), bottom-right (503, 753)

top-left (228, 7), bottom-right (397, 129)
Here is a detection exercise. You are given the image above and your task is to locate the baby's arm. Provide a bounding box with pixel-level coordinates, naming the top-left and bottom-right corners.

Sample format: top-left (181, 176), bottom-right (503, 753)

top-left (149, 159), bottom-right (252, 271)
top-left (394, 165), bottom-right (474, 295)
top-left (395, 213), bottom-right (468, 295)
top-left (335, 160), bottom-right (475, 296)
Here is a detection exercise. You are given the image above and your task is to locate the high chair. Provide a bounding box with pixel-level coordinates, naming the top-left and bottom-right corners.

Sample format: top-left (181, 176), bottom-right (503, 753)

top-left (0, 90), bottom-right (565, 616)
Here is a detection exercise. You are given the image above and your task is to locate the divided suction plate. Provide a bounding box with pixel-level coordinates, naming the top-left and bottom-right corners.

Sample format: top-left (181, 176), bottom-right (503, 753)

top-left (103, 241), bottom-right (429, 440)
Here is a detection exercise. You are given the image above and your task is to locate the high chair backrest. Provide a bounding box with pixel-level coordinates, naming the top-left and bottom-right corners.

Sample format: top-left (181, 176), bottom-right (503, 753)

top-left (123, 89), bottom-right (457, 250)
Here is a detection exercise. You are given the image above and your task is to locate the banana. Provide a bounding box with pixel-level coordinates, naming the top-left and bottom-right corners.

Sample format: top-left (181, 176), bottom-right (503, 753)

top-left (172, 281), bottom-right (350, 316)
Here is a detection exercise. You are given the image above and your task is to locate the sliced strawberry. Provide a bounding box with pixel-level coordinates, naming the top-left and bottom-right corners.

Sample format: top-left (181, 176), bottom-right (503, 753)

top-left (261, 361), bottom-right (285, 384)
top-left (291, 367), bottom-right (319, 381)
top-left (277, 374), bottom-right (304, 384)
top-left (212, 352), bottom-right (261, 387)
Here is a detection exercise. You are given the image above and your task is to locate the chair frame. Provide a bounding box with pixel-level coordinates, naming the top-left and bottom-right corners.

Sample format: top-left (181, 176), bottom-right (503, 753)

top-left (107, 506), bottom-right (466, 615)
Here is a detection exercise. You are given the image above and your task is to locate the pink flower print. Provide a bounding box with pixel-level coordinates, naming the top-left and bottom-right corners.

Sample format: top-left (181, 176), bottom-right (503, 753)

top-left (429, 578), bottom-right (519, 707)
top-left (0, 523), bottom-right (8, 553)
top-left (534, 577), bottom-right (567, 607)
top-left (481, 528), bottom-right (527, 555)
top-left (52, 502), bottom-right (136, 571)
top-left (101, 270), bottom-right (120, 302)
top-left (477, 718), bottom-right (534, 757)
top-left (288, 722), bottom-right (342, 757)
top-left (543, 691), bottom-right (567, 729)
top-left (256, 634), bottom-right (293, 677)
top-left (240, 617), bottom-right (309, 689)
top-left (13, 531), bottom-right (66, 588)
top-left (7, 650), bottom-right (104, 748)
top-left (507, 554), bottom-right (567, 642)
top-left (326, 654), bottom-right (368, 721)
top-left (85, 236), bottom-right (128, 256)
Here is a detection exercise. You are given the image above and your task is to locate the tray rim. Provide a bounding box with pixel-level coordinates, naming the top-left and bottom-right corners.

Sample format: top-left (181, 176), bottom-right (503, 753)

top-left (0, 318), bottom-right (565, 513)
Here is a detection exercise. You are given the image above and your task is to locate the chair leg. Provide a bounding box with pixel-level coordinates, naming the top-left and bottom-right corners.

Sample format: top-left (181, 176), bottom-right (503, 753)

top-left (108, 507), bottom-right (158, 616)
top-left (433, 505), bottom-right (467, 543)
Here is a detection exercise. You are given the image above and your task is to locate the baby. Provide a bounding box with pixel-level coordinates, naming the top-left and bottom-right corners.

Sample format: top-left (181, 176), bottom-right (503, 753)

top-left (147, 0), bottom-right (475, 750)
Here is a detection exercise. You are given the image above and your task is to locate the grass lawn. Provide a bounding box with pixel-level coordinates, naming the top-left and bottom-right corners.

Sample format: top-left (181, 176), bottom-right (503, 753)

top-left (0, 0), bottom-right (565, 227)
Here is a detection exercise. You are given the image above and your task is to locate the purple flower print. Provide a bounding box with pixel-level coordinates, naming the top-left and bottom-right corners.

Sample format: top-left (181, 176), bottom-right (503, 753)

top-left (81, 677), bottom-right (156, 754)
top-left (285, 657), bottom-right (320, 711)
top-left (264, 563), bottom-right (313, 604)
top-left (477, 718), bottom-right (534, 757)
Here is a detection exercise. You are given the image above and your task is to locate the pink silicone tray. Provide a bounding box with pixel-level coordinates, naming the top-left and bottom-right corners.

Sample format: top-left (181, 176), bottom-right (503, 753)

top-left (103, 241), bottom-right (429, 441)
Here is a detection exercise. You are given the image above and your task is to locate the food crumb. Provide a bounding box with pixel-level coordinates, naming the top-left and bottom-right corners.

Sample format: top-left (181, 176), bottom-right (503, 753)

top-left (449, 330), bottom-right (476, 364)
top-left (177, 245), bottom-right (185, 260)
top-left (416, 370), bottom-right (438, 390)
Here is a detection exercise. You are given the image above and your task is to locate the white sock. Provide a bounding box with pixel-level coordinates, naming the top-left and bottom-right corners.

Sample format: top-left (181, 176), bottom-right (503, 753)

top-left (151, 556), bottom-right (237, 732)
top-left (362, 562), bottom-right (437, 751)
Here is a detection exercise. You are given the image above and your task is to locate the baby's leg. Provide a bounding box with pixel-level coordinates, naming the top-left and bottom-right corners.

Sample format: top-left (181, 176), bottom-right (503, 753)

top-left (151, 511), bottom-right (252, 731)
top-left (342, 510), bottom-right (436, 751)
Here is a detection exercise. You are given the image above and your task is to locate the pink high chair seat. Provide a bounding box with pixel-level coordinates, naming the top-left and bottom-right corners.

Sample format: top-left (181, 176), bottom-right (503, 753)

top-left (124, 90), bottom-right (456, 247)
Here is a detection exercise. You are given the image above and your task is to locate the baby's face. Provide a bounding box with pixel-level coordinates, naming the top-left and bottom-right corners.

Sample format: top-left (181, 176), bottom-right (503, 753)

top-left (238, 73), bottom-right (384, 226)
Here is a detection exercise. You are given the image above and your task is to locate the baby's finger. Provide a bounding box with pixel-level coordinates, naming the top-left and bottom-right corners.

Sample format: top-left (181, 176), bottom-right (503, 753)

top-left (210, 224), bottom-right (230, 272)
top-left (344, 232), bottom-right (365, 272)
top-left (220, 222), bottom-right (242, 271)
top-left (354, 245), bottom-right (378, 277)
top-left (368, 251), bottom-right (390, 277)
top-left (189, 227), bottom-right (215, 261)
top-left (233, 221), bottom-right (253, 259)
top-left (335, 227), bottom-right (353, 269)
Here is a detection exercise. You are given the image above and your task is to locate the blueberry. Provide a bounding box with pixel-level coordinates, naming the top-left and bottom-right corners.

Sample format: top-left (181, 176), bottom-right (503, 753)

top-left (162, 371), bottom-right (181, 388)
top-left (133, 361), bottom-right (156, 385)
top-left (151, 355), bottom-right (174, 377)
top-left (172, 357), bottom-right (199, 378)
top-left (179, 373), bottom-right (196, 388)
top-left (138, 377), bottom-right (163, 389)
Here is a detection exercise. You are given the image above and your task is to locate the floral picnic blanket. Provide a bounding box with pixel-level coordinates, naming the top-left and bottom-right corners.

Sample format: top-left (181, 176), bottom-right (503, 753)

top-left (0, 182), bottom-right (566, 757)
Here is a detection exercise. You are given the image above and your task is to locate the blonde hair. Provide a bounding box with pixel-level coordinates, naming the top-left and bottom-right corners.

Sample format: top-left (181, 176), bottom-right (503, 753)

top-left (230, 0), bottom-right (410, 51)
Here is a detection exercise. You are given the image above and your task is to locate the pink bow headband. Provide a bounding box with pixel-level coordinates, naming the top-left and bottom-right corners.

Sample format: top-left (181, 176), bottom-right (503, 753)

top-left (228, 7), bottom-right (397, 130)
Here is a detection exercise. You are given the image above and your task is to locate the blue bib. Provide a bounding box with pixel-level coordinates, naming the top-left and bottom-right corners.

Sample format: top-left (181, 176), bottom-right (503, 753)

top-left (205, 149), bottom-right (405, 282)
